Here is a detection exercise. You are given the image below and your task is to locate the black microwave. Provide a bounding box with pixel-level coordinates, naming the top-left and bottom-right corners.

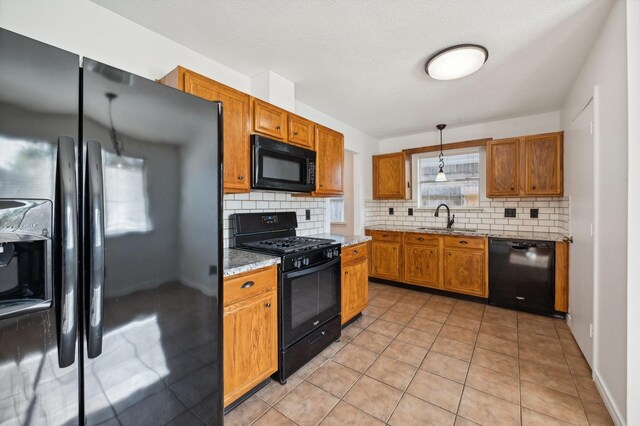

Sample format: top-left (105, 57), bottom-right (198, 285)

top-left (252, 135), bottom-right (316, 192)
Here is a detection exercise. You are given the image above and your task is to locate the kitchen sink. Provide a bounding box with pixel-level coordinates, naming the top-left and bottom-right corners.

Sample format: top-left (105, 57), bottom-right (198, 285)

top-left (417, 227), bottom-right (477, 233)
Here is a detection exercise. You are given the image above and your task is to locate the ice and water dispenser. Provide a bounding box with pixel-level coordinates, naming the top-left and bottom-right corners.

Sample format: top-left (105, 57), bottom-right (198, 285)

top-left (0, 199), bottom-right (53, 319)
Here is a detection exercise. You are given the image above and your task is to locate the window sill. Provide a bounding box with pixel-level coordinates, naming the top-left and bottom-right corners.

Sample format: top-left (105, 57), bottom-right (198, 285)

top-left (331, 222), bottom-right (347, 225)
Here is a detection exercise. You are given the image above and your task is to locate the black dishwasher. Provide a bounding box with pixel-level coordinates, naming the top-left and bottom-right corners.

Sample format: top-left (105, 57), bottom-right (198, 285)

top-left (489, 238), bottom-right (555, 316)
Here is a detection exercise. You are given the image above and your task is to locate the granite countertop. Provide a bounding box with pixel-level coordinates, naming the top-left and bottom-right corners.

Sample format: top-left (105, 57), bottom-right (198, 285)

top-left (364, 225), bottom-right (571, 243)
top-left (223, 248), bottom-right (280, 277)
top-left (311, 233), bottom-right (372, 247)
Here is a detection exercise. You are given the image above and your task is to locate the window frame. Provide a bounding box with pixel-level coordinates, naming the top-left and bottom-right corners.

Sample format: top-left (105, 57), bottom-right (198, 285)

top-left (329, 197), bottom-right (345, 225)
top-left (411, 146), bottom-right (486, 210)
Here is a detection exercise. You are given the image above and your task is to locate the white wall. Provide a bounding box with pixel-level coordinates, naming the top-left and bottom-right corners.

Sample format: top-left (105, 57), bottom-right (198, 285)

top-left (0, 0), bottom-right (250, 92)
top-left (626, 0), bottom-right (640, 424)
top-left (377, 111), bottom-right (562, 154)
top-left (561, 1), bottom-right (628, 424)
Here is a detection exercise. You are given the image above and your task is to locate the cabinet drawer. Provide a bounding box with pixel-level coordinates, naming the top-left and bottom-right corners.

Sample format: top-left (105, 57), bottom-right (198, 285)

top-left (367, 230), bottom-right (401, 242)
top-left (444, 236), bottom-right (485, 250)
top-left (224, 265), bottom-right (277, 307)
top-left (403, 233), bottom-right (440, 245)
top-left (342, 243), bottom-right (367, 265)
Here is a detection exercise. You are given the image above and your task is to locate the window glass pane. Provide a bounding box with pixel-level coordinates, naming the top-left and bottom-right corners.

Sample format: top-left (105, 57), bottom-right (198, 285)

top-left (418, 151), bottom-right (480, 208)
top-left (103, 151), bottom-right (152, 236)
top-left (330, 198), bottom-right (344, 223)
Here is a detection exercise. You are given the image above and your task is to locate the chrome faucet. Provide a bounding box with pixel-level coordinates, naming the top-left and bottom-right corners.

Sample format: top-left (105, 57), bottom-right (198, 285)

top-left (435, 203), bottom-right (455, 229)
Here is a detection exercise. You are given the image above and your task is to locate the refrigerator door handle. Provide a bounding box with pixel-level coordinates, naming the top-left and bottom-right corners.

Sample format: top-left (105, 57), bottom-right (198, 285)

top-left (56, 136), bottom-right (78, 368)
top-left (86, 140), bottom-right (105, 358)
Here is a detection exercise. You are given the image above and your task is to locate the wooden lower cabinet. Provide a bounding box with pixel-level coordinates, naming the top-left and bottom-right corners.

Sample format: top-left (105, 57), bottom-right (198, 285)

top-left (443, 247), bottom-right (487, 297)
top-left (369, 240), bottom-right (402, 281)
top-left (341, 243), bottom-right (368, 324)
top-left (403, 244), bottom-right (441, 288)
top-left (223, 266), bottom-right (278, 407)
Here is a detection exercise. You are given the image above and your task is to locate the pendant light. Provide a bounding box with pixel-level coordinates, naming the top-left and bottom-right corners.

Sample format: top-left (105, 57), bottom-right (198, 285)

top-left (435, 124), bottom-right (447, 182)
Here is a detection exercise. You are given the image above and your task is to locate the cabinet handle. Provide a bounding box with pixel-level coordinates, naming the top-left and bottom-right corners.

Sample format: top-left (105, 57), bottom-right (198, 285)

top-left (417, 237), bottom-right (424, 241)
top-left (352, 250), bottom-right (358, 254)
top-left (275, 125), bottom-right (281, 130)
top-left (293, 131), bottom-right (299, 135)
top-left (265, 303), bottom-right (271, 308)
top-left (510, 187), bottom-right (514, 190)
top-left (382, 234), bottom-right (389, 237)
top-left (345, 271), bottom-right (349, 275)
top-left (319, 184), bottom-right (324, 187)
top-left (532, 186), bottom-right (536, 189)
top-left (241, 281), bottom-right (255, 289)
top-left (459, 241), bottom-right (468, 244)
top-left (238, 176), bottom-right (244, 181)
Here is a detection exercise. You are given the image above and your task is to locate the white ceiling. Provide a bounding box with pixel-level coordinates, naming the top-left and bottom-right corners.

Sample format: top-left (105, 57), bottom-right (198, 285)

top-left (92, 0), bottom-right (613, 139)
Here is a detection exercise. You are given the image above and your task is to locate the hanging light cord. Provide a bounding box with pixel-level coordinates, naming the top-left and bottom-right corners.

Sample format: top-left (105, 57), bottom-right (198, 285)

top-left (438, 129), bottom-right (444, 172)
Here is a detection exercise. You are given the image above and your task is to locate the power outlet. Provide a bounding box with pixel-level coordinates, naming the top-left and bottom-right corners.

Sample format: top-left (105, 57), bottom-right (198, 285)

top-left (305, 209), bottom-right (311, 220)
top-left (530, 208), bottom-right (539, 218)
top-left (389, 207), bottom-right (394, 215)
top-left (504, 208), bottom-right (516, 218)
top-left (408, 208), bottom-right (413, 216)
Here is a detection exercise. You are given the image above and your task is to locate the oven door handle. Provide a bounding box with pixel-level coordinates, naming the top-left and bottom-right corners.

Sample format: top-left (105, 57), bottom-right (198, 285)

top-left (283, 257), bottom-right (340, 279)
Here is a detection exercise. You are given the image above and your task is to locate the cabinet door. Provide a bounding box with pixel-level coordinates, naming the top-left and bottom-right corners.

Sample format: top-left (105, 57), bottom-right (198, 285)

top-left (184, 72), bottom-right (251, 193)
top-left (486, 139), bottom-right (519, 197)
top-left (372, 153), bottom-right (410, 199)
top-left (287, 114), bottom-right (315, 149)
top-left (370, 241), bottom-right (402, 280)
top-left (403, 244), bottom-right (440, 288)
top-left (524, 133), bottom-right (563, 196)
top-left (342, 259), bottom-right (368, 324)
top-left (223, 291), bottom-right (277, 406)
top-left (315, 125), bottom-right (344, 195)
top-left (253, 98), bottom-right (287, 140)
top-left (443, 248), bottom-right (486, 297)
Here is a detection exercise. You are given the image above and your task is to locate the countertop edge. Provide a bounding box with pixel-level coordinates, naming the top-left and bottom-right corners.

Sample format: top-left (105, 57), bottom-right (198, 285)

top-left (364, 226), bottom-right (571, 243)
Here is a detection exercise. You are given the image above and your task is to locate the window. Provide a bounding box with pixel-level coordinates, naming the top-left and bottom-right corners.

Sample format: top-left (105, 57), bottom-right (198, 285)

top-left (329, 198), bottom-right (344, 223)
top-left (103, 152), bottom-right (152, 236)
top-left (417, 150), bottom-right (480, 208)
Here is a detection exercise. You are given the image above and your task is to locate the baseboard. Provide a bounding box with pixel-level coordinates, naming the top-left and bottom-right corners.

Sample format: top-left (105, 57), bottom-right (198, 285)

top-left (592, 370), bottom-right (625, 426)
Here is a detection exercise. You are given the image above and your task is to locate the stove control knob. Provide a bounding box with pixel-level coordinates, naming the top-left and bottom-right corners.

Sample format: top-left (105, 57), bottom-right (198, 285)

top-left (302, 257), bottom-right (310, 266)
top-left (325, 250), bottom-right (333, 259)
top-left (293, 258), bottom-right (302, 268)
top-left (333, 248), bottom-right (340, 257)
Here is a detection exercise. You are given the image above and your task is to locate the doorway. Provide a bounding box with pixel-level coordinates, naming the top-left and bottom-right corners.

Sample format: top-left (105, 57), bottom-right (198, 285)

top-left (566, 95), bottom-right (596, 366)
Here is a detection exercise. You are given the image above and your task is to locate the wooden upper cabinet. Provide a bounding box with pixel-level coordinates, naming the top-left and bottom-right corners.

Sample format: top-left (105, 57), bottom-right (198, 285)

top-left (372, 153), bottom-right (411, 200)
top-left (287, 114), bottom-right (315, 149)
top-left (524, 133), bottom-right (563, 196)
top-left (486, 139), bottom-right (519, 197)
top-left (314, 125), bottom-right (344, 196)
top-left (252, 98), bottom-right (287, 140)
top-left (158, 67), bottom-right (250, 193)
top-left (486, 131), bottom-right (563, 198)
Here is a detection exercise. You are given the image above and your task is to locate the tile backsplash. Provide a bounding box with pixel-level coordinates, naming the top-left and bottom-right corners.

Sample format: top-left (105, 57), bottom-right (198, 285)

top-left (365, 197), bottom-right (570, 236)
top-left (223, 192), bottom-right (326, 248)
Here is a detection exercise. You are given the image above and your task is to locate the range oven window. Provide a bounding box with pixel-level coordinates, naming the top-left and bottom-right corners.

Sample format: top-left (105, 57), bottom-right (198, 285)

top-left (262, 153), bottom-right (302, 182)
top-left (281, 258), bottom-right (340, 347)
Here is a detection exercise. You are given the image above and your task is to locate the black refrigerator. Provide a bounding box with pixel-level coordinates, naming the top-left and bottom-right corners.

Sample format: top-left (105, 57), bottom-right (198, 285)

top-left (0, 28), bottom-right (224, 425)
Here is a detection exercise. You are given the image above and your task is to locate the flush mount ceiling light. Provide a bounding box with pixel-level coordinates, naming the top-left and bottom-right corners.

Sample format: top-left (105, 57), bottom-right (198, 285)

top-left (435, 124), bottom-right (447, 182)
top-left (425, 44), bottom-right (488, 80)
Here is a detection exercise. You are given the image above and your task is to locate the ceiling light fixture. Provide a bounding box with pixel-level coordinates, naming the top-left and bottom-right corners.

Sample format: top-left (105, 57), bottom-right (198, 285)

top-left (425, 44), bottom-right (488, 80)
top-left (435, 124), bottom-right (447, 182)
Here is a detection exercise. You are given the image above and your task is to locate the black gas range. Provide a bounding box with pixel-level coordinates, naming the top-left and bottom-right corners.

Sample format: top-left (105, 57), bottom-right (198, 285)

top-left (232, 212), bottom-right (342, 383)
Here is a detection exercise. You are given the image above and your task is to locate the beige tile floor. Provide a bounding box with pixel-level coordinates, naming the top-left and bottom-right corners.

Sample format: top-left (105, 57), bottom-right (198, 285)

top-left (224, 282), bottom-right (614, 426)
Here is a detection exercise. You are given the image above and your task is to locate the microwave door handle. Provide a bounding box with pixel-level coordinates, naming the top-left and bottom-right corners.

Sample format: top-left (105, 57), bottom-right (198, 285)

top-left (56, 136), bottom-right (78, 368)
top-left (86, 140), bottom-right (105, 358)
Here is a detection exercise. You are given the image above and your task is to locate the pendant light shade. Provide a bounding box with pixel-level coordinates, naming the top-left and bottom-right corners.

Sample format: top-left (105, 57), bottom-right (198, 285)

top-left (435, 124), bottom-right (447, 182)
